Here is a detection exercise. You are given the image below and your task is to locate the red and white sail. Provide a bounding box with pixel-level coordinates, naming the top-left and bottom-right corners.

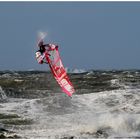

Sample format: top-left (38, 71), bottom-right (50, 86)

top-left (44, 44), bottom-right (75, 97)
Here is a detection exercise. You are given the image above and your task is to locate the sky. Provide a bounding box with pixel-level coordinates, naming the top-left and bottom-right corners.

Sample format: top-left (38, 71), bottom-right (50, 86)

top-left (0, 2), bottom-right (140, 70)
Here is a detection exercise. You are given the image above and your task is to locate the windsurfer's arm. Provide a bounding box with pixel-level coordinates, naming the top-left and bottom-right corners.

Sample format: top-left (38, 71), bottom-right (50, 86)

top-left (46, 44), bottom-right (59, 51)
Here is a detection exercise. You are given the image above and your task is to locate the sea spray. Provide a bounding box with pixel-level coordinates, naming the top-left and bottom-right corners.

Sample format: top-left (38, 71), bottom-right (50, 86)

top-left (0, 86), bottom-right (7, 100)
top-left (37, 31), bottom-right (47, 41)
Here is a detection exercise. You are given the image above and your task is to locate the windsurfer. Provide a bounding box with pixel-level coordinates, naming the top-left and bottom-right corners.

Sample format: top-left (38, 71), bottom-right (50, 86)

top-left (36, 40), bottom-right (59, 64)
top-left (36, 40), bottom-right (50, 64)
top-left (35, 39), bottom-right (75, 96)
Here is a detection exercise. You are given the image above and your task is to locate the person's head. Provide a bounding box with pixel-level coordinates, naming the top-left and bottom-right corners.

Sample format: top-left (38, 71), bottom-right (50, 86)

top-left (38, 40), bottom-right (43, 47)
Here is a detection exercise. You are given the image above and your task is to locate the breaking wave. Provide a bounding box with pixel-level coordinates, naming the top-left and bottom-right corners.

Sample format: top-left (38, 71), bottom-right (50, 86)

top-left (1, 70), bottom-right (140, 138)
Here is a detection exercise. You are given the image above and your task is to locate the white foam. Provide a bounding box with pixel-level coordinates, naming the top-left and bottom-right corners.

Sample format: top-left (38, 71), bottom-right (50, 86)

top-left (1, 89), bottom-right (140, 138)
top-left (0, 86), bottom-right (7, 100)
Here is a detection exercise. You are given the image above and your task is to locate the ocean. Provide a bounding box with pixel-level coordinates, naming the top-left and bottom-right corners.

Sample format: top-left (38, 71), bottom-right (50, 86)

top-left (0, 70), bottom-right (140, 138)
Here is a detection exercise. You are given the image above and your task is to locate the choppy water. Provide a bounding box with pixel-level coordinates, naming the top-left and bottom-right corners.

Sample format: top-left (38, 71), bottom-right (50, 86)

top-left (1, 70), bottom-right (140, 138)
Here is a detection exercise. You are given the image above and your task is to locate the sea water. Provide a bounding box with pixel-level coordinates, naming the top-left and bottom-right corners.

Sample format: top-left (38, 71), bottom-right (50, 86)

top-left (0, 70), bottom-right (140, 138)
